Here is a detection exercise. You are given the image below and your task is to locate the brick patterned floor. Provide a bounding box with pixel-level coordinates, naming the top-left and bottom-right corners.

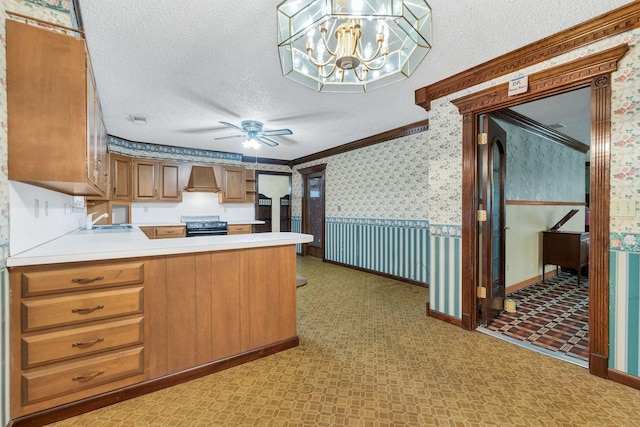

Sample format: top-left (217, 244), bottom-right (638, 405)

top-left (486, 272), bottom-right (589, 361)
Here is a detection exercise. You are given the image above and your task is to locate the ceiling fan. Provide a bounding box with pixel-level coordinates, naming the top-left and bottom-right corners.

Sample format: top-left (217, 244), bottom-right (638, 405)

top-left (214, 120), bottom-right (292, 147)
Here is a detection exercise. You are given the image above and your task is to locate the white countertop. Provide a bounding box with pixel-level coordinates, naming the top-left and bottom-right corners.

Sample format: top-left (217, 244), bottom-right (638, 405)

top-left (133, 220), bottom-right (265, 226)
top-left (7, 227), bottom-right (312, 267)
top-left (226, 220), bottom-right (265, 225)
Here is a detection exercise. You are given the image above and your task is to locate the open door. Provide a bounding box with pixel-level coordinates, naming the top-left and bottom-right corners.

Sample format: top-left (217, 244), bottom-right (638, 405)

top-left (478, 116), bottom-right (507, 326)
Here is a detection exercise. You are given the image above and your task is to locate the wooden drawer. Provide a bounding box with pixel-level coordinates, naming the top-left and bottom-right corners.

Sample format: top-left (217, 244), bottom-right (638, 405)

top-left (154, 226), bottom-right (186, 238)
top-left (21, 262), bottom-right (144, 296)
top-left (22, 287), bottom-right (144, 332)
top-left (227, 224), bottom-right (252, 235)
top-left (22, 317), bottom-right (144, 368)
top-left (22, 347), bottom-right (144, 405)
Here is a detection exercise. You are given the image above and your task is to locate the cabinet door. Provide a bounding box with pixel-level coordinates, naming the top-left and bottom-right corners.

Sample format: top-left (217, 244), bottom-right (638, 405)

top-left (220, 166), bottom-right (246, 203)
top-left (96, 103), bottom-right (109, 194)
top-left (111, 155), bottom-right (132, 201)
top-left (86, 67), bottom-right (98, 188)
top-left (158, 162), bottom-right (182, 202)
top-left (133, 160), bottom-right (157, 201)
top-left (7, 21), bottom-right (87, 186)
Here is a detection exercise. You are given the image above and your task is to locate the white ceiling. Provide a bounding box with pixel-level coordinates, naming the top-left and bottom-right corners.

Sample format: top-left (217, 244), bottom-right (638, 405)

top-left (77, 0), bottom-right (631, 161)
top-left (510, 87), bottom-right (592, 145)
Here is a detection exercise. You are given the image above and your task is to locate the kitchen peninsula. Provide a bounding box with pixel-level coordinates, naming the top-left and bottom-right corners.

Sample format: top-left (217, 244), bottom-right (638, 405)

top-left (7, 228), bottom-right (312, 422)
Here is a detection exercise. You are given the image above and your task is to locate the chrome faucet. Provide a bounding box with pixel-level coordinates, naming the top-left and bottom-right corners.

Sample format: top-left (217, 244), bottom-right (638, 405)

top-left (86, 212), bottom-right (109, 229)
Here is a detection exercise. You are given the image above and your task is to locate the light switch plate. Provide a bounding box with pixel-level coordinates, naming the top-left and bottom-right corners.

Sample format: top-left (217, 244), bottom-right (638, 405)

top-left (611, 199), bottom-right (636, 218)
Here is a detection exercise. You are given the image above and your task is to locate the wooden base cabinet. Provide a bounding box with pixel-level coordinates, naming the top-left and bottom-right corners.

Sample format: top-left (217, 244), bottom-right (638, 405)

top-left (9, 245), bottom-right (298, 421)
top-left (139, 226), bottom-right (186, 239)
top-left (227, 224), bottom-right (253, 235)
top-left (10, 260), bottom-right (148, 417)
top-left (146, 246), bottom-right (297, 378)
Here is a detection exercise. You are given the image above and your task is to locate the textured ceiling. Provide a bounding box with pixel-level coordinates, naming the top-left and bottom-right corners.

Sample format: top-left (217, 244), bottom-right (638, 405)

top-left (77, 0), bottom-right (632, 161)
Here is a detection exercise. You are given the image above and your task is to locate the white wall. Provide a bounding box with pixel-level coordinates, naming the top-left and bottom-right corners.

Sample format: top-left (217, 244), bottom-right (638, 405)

top-left (9, 182), bottom-right (87, 255)
top-left (130, 191), bottom-right (254, 224)
top-left (505, 204), bottom-right (585, 288)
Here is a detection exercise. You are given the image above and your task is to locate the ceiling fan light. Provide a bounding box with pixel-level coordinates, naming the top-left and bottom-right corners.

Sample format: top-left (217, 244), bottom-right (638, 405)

top-left (243, 138), bottom-right (261, 150)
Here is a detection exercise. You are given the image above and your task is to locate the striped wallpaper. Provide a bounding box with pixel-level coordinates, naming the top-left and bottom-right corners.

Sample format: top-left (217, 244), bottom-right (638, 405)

top-left (610, 250), bottom-right (640, 376)
top-left (325, 218), bottom-right (429, 284)
top-left (429, 233), bottom-right (462, 319)
top-left (292, 216), bottom-right (302, 254)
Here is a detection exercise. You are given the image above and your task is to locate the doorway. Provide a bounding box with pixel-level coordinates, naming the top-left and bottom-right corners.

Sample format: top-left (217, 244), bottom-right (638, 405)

top-left (452, 46), bottom-right (627, 377)
top-left (299, 164), bottom-right (326, 259)
top-left (477, 92), bottom-right (592, 364)
top-left (254, 171), bottom-right (292, 233)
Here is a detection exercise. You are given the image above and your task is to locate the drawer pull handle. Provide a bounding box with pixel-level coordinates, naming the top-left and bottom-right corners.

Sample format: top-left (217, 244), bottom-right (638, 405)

top-left (72, 370), bottom-right (105, 382)
top-left (71, 305), bottom-right (104, 314)
top-left (72, 337), bottom-right (104, 347)
top-left (71, 276), bottom-right (104, 285)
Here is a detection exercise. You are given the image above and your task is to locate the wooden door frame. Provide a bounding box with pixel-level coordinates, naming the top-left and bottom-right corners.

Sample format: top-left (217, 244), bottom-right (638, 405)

top-left (299, 164), bottom-right (327, 259)
top-left (451, 45), bottom-right (628, 378)
top-left (254, 170), bottom-right (293, 232)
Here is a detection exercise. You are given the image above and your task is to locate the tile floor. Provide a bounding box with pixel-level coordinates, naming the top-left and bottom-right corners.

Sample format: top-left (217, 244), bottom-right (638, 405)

top-left (485, 272), bottom-right (589, 362)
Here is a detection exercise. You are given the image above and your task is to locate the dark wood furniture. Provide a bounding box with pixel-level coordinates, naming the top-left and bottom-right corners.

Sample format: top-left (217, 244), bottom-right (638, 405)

top-left (280, 195), bottom-right (291, 232)
top-left (542, 231), bottom-right (590, 285)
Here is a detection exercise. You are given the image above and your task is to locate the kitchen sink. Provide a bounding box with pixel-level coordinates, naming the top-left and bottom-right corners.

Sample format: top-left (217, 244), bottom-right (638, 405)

top-left (81, 224), bottom-right (134, 231)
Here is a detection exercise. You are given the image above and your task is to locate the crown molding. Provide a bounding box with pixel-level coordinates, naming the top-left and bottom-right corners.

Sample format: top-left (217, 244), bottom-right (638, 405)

top-left (450, 44), bottom-right (628, 115)
top-left (290, 119), bottom-right (429, 166)
top-left (415, 1), bottom-right (640, 111)
top-left (492, 109), bottom-right (589, 153)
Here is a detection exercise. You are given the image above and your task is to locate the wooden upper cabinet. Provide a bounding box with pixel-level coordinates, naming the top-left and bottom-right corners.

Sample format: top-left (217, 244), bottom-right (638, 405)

top-left (133, 159), bottom-right (157, 201)
top-left (133, 159), bottom-right (183, 202)
top-left (218, 166), bottom-right (246, 203)
top-left (110, 154), bottom-right (132, 201)
top-left (158, 162), bottom-right (182, 202)
top-left (6, 20), bottom-right (107, 196)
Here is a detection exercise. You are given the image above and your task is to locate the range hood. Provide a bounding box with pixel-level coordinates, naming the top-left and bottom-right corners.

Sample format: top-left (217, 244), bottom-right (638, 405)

top-left (184, 166), bottom-right (220, 192)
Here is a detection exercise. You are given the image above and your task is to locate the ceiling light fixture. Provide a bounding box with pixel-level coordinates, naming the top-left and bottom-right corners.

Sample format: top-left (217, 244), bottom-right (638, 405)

top-left (243, 138), bottom-right (261, 150)
top-left (277, 0), bottom-right (432, 93)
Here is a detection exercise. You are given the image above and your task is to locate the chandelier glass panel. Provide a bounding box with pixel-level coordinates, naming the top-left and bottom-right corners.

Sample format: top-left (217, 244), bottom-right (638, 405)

top-left (277, 0), bottom-right (432, 93)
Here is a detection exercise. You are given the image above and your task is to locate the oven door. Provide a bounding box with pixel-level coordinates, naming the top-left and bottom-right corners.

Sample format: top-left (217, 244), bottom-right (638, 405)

top-left (186, 228), bottom-right (227, 237)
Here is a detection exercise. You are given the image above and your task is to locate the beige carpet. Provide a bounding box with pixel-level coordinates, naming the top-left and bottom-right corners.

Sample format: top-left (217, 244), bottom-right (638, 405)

top-left (51, 256), bottom-right (640, 426)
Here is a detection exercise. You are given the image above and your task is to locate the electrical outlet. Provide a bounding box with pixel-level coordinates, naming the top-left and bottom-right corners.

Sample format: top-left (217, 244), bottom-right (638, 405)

top-left (34, 199), bottom-right (39, 218)
top-left (611, 199), bottom-right (636, 218)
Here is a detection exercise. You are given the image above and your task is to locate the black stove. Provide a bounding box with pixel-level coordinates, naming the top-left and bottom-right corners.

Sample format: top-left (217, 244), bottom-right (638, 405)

top-left (181, 215), bottom-right (228, 237)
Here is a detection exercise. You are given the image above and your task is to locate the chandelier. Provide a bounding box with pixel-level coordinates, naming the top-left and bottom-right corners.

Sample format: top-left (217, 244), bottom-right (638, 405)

top-left (277, 0), bottom-right (432, 93)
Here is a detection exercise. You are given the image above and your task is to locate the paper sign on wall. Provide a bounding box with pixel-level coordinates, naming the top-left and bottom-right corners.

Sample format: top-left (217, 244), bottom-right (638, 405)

top-left (508, 75), bottom-right (528, 96)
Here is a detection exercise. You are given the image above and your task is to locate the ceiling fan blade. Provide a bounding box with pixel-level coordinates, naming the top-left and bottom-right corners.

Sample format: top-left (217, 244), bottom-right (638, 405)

top-left (219, 121), bottom-right (245, 132)
top-left (257, 136), bottom-right (279, 147)
top-left (214, 134), bottom-right (246, 140)
top-left (260, 128), bottom-right (293, 137)
top-left (176, 126), bottom-right (226, 134)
